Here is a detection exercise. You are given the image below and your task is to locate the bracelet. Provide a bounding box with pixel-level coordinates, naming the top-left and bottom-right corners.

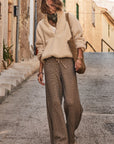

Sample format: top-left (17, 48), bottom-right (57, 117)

top-left (38, 72), bottom-right (43, 77)
top-left (77, 57), bottom-right (83, 61)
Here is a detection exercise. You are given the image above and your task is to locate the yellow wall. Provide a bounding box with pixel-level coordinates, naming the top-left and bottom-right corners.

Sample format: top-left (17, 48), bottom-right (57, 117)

top-left (102, 14), bottom-right (114, 52)
top-left (65, 0), bottom-right (114, 52)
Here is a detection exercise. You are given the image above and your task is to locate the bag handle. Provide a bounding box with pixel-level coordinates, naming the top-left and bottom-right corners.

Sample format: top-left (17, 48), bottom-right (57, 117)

top-left (65, 13), bottom-right (73, 38)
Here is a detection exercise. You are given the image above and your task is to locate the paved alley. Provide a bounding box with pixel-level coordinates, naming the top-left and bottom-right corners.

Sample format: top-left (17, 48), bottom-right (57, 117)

top-left (0, 53), bottom-right (114, 144)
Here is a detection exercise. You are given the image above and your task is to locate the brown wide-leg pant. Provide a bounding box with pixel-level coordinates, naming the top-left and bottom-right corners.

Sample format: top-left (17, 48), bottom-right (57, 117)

top-left (44, 57), bottom-right (83, 144)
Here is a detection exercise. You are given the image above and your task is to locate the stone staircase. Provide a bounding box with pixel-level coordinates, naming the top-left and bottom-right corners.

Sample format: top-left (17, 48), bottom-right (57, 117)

top-left (0, 56), bottom-right (40, 104)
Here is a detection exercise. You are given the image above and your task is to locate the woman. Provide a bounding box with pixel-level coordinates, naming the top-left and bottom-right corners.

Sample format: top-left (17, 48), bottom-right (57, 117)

top-left (36, 0), bottom-right (86, 144)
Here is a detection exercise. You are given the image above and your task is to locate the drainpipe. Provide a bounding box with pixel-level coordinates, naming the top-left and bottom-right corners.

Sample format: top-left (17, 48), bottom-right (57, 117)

top-left (15, 0), bottom-right (20, 62)
top-left (34, 0), bottom-right (37, 55)
top-left (0, 2), bottom-right (2, 20)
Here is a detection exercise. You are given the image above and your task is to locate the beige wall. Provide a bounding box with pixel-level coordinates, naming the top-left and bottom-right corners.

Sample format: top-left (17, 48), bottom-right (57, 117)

top-left (65, 0), bottom-right (114, 52)
top-left (3, 0), bottom-right (8, 45)
top-left (7, 0), bottom-right (17, 62)
top-left (0, 0), bottom-right (8, 72)
top-left (19, 0), bottom-right (31, 61)
top-left (0, 0), bottom-right (3, 72)
top-left (83, 1), bottom-right (102, 52)
top-left (66, 0), bottom-right (102, 52)
top-left (0, 20), bottom-right (3, 72)
top-left (102, 14), bottom-right (114, 52)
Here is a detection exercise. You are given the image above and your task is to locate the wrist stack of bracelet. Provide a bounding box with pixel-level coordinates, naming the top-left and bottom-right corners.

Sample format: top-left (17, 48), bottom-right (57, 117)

top-left (77, 57), bottom-right (83, 61)
top-left (38, 72), bottom-right (43, 77)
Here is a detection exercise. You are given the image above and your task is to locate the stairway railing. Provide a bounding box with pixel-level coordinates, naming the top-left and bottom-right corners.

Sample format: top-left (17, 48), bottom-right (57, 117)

top-left (86, 41), bottom-right (96, 52)
top-left (101, 39), bottom-right (114, 52)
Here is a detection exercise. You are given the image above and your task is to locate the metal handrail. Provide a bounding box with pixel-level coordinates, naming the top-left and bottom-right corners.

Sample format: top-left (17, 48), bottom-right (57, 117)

top-left (86, 41), bottom-right (96, 52)
top-left (101, 39), bottom-right (114, 52)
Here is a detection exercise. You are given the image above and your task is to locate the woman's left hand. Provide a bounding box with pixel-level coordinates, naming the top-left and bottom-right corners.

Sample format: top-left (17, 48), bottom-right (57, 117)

top-left (75, 59), bottom-right (82, 72)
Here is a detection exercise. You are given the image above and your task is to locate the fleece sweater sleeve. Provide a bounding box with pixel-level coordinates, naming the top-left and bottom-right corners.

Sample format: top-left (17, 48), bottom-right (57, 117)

top-left (35, 22), bottom-right (45, 61)
top-left (68, 13), bottom-right (86, 51)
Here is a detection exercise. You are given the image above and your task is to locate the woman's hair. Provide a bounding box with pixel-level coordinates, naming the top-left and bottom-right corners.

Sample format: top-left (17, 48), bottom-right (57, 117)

top-left (41, 0), bottom-right (63, 14)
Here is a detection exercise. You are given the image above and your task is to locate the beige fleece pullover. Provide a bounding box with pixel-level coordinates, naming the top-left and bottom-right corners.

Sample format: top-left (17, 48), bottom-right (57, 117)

top-left (36, 10), bottom-right (86, 63)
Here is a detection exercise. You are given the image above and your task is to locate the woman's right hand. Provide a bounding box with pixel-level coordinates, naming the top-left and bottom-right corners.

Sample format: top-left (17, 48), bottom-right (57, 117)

top-left (37, 73), bottom-right (45, 86)
top-left (37, 60), bottom-right (45, 86)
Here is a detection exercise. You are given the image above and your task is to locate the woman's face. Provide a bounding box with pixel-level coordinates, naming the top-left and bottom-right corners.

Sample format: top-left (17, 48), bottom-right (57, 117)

top-left (46, 0), bottom-right (56, 14)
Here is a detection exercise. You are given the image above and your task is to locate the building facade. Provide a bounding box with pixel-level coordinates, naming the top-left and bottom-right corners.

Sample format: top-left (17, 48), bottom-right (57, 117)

top-left (65, 0), bottom-right (114, 52)
top-left (101, 11), bottom-right (114, 52)
top-left (0, 0), bottom-right (19, 72)
top-left (0, 0), bottom-right (37, 72)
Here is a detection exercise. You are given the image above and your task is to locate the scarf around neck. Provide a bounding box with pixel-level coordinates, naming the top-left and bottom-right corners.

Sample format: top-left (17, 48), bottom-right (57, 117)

top-left (47, 13), bottom-right (57, 23)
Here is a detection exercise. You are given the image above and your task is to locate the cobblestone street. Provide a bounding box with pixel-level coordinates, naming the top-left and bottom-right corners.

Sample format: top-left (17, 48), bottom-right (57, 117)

top-left (0, 53), bottom-right (114, 144)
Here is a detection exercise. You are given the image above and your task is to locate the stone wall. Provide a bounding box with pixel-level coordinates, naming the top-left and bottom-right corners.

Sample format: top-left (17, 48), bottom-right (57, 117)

top-left (0, 0), bottom-right (8, 72)
top-left (0, 0), bottom-right (3, 72)
top-left (0, 0), bottom-right (38, 71)
top-left (0, 21), bottom-right (3, 72)
top-left (19, 0), bottom-right (31, 61)
top-left (3, 0), bottom-right (8, 45)
top-left (0, 0), bottom-right (18, 72)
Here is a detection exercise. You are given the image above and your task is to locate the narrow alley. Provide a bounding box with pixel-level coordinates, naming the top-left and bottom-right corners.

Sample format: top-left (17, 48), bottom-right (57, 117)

top-left (0, 53), bottom-right (114, 144)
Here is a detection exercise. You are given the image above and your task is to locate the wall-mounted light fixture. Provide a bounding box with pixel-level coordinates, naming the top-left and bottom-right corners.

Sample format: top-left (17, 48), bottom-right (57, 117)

top-left (0, 2), bottom-right (2, 20)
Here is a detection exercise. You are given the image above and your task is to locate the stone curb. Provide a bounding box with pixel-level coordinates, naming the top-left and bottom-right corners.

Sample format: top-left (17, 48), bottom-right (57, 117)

top-left (0, 56), bottom-right (40, 104)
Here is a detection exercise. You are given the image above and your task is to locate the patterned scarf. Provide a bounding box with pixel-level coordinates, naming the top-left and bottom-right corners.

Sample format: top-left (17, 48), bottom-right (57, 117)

top-left (47, 13), bottom-right (57, 23)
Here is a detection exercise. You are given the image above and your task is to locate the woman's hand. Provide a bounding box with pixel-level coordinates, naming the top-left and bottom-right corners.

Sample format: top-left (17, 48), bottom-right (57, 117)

top-left (75, 59), bottom-right (82, 72)
top-left (37, 73), bottom-right (45, 86)
top-left (75, 48), bottom-right (83, 71)
top-left (37, 60), bottom-right (45, 86)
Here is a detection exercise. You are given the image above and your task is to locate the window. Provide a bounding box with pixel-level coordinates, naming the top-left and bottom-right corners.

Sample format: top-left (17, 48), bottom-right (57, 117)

top-left (92, 7), bottom-right (95, 27)
top-left (108, 24), bottom-right (110, 37)
top-left (76, 3), bottom-right (79, 20)
top-left (63, 0), bottom-right (66, 7)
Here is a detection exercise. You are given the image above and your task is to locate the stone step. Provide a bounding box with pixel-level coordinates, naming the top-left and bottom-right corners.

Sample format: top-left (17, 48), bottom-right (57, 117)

top-left (0, 76), bottom-right (22, 86)
top-left (12, 67), bottom-right (32, 75)
top-left (0, 87), bottom-right (6, 96)
top-left (0, 87), bottom-right (9, 104)
top-left (19, 60), bottom-right (39, 70)
top-left (13, 64), bottom-right (37, 74)
top-left (0, 56), bottom-right (40, 104)
top-left (1, 75), bottom-right (24, 82)
top-left (1, 71), bottom-right (25, 79)
top-left (0, 84), bottom-right (14, 91)
top-left (11, 68), bottom-right (32, 78)
top-left (7, 67), bottom-right (30, 76)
